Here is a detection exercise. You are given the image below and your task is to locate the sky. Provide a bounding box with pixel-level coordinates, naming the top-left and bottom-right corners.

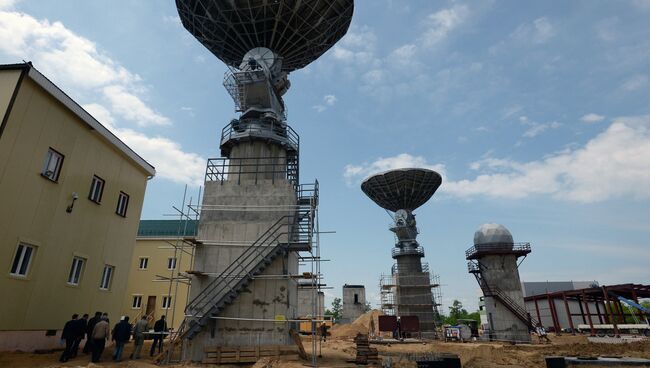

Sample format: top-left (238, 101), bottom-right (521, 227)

top-left (1, 0), bottom-right (649, 312)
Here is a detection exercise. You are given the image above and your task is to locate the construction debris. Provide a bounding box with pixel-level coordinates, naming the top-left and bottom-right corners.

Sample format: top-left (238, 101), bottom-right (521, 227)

top-left (353, 333), bottom-right (380, 365)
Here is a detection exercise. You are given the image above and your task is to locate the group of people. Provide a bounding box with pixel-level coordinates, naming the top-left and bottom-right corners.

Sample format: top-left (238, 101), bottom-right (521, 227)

top-left (59, 312), bottom-right (168, 363)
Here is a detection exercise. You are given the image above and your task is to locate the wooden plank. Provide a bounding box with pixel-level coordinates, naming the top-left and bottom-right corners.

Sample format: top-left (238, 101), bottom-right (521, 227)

top-left (289, 328), bottom-right (309, 360)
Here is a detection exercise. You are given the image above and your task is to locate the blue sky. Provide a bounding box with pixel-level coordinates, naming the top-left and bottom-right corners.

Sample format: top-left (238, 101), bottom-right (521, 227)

top-left (1, 0), bottom-right (649, 312)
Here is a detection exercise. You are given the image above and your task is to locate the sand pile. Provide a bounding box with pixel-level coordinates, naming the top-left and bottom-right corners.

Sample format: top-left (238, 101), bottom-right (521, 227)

top-left (330, 310), bottom-right (382, 338)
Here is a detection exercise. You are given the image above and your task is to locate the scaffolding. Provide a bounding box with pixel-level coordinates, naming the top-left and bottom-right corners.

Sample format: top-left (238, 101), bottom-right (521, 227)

top-left (159, 164), bottom-right (323, 366)
top-left (379, 262), bottom-right (443, 333)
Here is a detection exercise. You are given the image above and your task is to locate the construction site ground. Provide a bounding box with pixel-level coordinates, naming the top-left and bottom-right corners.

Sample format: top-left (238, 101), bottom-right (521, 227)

top-left (3, 311), bottom-right (650, 368)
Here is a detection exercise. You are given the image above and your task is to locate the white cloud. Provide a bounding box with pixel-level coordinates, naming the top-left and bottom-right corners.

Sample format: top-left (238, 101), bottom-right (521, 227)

top-left (621, 74), bottom-right (648, 91)
top-left (0, 10), bottom-right (204, 185)
top-left (595, 17), bottom-right (618, 42)
top-left (445, 116), bottom-right (650, 202)
top-left (421, 5), bottom-right (468, 47)
top-left (631, 0), bottom-right (650, 10)
top-left (193, 55), bottom-right (206, 64)
top-left (343, 153), bottom-right (447, 185)
top-left (83, 103), bottom-right (115, 128)
top-left (0, 0), bottom-right (19, 10)
top-left (330, 25), bottom-right (379, 66)
top-left (103, 85), bottom-right (170, 126)
top-left (312, 94), bottom-right (338, 113)
top-left (345, 116), bottom-right (650, 203)
top-left (324, 94), bottom-right (337, 106)
top-left (162, 15), bottom-right (181, 25)
top-left (580, 113), bottom-right (605, 123)
top-left (83, 104), bottom-right (204, 185)
top-left (0, 10), bottom-right (169, 126)
top-left (512, 17), bottom-right (556, 44)
top-left (519, 115), bottom-right (561, 138)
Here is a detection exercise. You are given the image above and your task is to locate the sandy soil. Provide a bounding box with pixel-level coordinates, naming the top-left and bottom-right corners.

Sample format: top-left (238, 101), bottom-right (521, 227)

top-left (3, 312), bottom-right (649, 368)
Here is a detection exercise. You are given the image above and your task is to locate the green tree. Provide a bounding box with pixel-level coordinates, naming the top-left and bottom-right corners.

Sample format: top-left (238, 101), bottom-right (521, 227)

top-left (331, 298), bottom-right (342, 322)
top-left (364, 301), bottom-right (372, 312)
top-left (444, 300), bottom-right (480, 326)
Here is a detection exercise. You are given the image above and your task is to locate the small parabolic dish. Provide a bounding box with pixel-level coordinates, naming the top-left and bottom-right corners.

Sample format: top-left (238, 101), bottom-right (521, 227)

top-left (361, 168), bottom-right (442, 212)
top-left (176, 0), bottom-right (354, 72)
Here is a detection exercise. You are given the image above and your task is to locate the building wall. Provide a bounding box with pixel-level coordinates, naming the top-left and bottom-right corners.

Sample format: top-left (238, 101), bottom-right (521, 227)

top-left (0, 70), bottom-right (151, 351)
top-left (297, 288), bottom-right (324, 317)
top-left (522, 281), bottom-right (602, 331)
top-left (341, 286), bottom-right (366, 323)
top-left (525, 299), bottom-right (604, 331)
top-left (121, 238), bottom-right (193, 331)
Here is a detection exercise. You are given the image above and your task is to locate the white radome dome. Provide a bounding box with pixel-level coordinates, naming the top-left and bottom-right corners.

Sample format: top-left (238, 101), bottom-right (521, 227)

top-left (474, 223), bottom-right (514, 246)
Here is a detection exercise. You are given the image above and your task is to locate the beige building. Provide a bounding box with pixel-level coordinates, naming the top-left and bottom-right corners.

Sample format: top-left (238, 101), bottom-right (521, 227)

top-left (0, 62), bottom-right (155, 351)
top-left (122, 220), bottom-right (197, 331)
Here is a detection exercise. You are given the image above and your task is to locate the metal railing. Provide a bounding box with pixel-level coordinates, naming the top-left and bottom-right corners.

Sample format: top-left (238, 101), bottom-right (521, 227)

top-left (392, 246), bottom-right (424, 258)
top-left (467, 261), bottom-right (480, 273)
top-left (181, 182), bottom-right (318, 340)
top-left (472, 271), bottom-right (538, 329)
top-left (465, 242), bottom-right (531, 260)
top-left (391, 262), bottom-right (430, 275)
top-left (220, 118), bottom-right (299, 153)
top-left (183, 212), bottom-right (305, 340)
top-left (205, 156), bottom-right (298, 189)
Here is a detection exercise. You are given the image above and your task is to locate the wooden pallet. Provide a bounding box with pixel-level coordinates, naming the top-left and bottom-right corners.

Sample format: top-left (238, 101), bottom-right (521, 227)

top-left (202, 345), bottom-right (299, 364)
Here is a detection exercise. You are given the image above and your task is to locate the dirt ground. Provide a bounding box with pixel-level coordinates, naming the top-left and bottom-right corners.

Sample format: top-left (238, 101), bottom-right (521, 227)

top-left (3, 312), bottom-right (650, 368)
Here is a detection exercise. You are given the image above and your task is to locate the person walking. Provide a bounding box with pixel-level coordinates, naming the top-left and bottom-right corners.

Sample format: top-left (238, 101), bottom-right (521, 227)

top-left (319, 322), bottom-right (329, 342)
top-left (59, 314), bottom-right (78, 362)
top-left (535, 323), bottom-right (551, 344)
top-left (70, 313), bottom-right (88, 358)
top-left (130, 316), bottom-right (149, 359)
top-left (83, 312), bottom-right (101, 354)
top-left (91, 315), bottom-right (110, 363)
top-left (112, 316), bottom-right (132, 362)
top-left (149, 315), bottom-right (167, 357)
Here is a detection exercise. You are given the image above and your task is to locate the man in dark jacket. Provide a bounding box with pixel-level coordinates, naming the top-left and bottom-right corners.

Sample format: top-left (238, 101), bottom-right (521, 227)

top-left (112, 316), bottom-right (132, 362)
top-left (149, 315), bottom-right (167, 357)
top-left (70, 314), bottom-right (88, 358)
top-left (83, 311), bottom-right (101, 354)
top-left (59, 314), bottom-right (78, 362)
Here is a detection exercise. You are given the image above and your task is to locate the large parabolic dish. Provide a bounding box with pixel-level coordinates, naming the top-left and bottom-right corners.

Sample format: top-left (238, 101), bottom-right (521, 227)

top-left (176, 0), bottom-right (354, 72)
top-left (361, 168), bottom-right (442, 212)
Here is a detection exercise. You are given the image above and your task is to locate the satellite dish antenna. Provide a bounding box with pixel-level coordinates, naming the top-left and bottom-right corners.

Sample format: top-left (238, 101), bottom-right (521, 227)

top-left (176, 0), bottom-right (354, 157)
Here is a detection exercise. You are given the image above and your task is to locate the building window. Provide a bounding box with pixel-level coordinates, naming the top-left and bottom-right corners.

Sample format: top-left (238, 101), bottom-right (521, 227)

top-left (10, 243), bottom-right (35, 276)
top-left (167, 258), bottom-right (177, 270)
top-left (132, 295), bottom-right (142, 309)
top-left (116, 192), bottom-right (129, 217)
top-left (99, 265), bottom-right (114, 290)
top-left (88, 175), bottom-right (105, 203)
top-left (138, 257), bottom-right (149, 270)
top-left (162, 296), bottom-right (172, 309)
top-left (41, 148), bottom-right (64, 182)
top-left (67, 257), bottom-right (85, 285)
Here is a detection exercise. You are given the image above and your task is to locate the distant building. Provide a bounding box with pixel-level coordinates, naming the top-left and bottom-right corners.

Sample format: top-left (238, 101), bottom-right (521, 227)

top-left (522, 281), bottom-right (599, 331)
top-left (0, 62), bottom-right (155, 351)
top-left (297, 282), bottom-right (324, 318)
top-left (341, 284), bottom-right (366, 323)
top-left (122, 220), bottom-right (197, 331)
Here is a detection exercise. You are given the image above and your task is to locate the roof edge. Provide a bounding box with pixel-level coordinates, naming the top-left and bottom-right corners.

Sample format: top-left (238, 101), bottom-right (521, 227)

top-left (11, 62), bottom-right (156, 176)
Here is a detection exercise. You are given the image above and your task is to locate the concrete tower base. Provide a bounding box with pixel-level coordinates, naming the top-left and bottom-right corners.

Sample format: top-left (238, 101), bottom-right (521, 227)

top-left (186, 166), bottom-right (299, 360)
top-left (479, 254), bottom-right (531, 343)
top-left (394, 254), bottom-right (437, 338)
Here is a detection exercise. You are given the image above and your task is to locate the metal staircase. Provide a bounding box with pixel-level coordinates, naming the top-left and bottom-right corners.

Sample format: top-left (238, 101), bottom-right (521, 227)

top-left (155, 182), bottom-right (318, 364)
top-left (180, 183), bottom-right (317, 341)
top-left (468, 262), bottom-right (538, 329)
